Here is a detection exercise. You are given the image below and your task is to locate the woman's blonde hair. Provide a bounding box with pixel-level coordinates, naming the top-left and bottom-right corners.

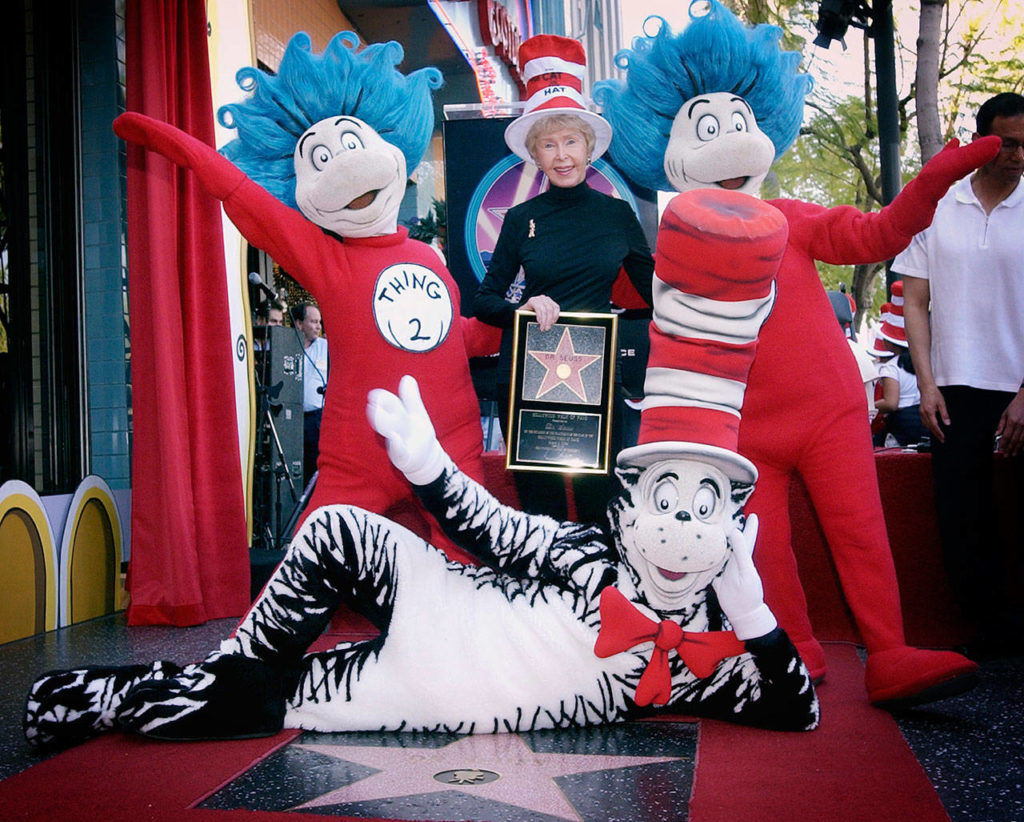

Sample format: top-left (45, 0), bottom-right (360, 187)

top-left (524, 113), bottom-right (596, 160)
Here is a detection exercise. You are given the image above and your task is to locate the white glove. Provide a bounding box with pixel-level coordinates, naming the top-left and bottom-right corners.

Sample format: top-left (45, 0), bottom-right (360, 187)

top-left (713, 514), bottom-right (778, 641)
top-left (366, 375), bottom-right (445, 486)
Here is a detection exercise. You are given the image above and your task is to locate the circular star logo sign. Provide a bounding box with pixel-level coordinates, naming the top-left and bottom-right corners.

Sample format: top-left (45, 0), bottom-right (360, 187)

top-left (373, 263), bottom-right (454, 352)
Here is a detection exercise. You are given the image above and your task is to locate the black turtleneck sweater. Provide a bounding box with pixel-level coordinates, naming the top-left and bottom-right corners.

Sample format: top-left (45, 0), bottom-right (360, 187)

top-left (473, 181), bottom-right (654, 378)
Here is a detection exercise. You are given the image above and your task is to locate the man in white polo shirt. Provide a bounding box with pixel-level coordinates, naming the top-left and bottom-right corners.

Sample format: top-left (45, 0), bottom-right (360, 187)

top-left (291, 302), bottom-right (328, 486)
top-left (894, 92), bottom-right (1024, 658)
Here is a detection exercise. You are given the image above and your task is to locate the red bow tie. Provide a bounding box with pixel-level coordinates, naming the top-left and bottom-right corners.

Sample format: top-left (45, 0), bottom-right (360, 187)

top-left (594, 586), bottom-right (746, 707)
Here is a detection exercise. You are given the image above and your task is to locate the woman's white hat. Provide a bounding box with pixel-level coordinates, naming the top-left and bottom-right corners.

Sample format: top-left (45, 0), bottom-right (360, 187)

top-left (504, 34), bottom-right (612, 163)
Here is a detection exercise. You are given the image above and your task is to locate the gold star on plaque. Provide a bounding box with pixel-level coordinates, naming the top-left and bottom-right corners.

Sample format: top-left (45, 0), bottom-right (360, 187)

top-left (529, 327), bottom-right (601, 401)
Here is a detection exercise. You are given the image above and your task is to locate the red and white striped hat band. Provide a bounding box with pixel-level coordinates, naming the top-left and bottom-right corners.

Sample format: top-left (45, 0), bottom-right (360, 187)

top-left (879, 326), bottom-right (907, 345)
top-left (618, 188), bottom-right (788, 484)
top-left (869, 309), bottom-right (895, 357)
top-left (869, 333), bottom-right (894, 357)
top-left (878, 285), bottom-right (907, 345)
top-left (504, 34), bottom-right (612, 163)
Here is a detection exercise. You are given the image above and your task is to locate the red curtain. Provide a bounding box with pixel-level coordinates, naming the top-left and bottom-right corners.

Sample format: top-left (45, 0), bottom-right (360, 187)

top-left (123, 0), bottom-right (250, 625)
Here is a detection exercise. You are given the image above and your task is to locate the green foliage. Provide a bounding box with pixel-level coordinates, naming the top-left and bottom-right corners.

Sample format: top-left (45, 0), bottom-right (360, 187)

top-left (735, 0), bottom-right (1020, 327)
top-left (404, 198), bottom-right (447, 249)
top-left (935, 3), bottom-right (1024, 139)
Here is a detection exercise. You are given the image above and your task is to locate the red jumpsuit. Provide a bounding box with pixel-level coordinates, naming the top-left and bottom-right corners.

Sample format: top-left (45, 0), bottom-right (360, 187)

top-left (737, 180), bottom-right (988, 703)
top-left (115, 112), bottom-right (497, 561)
top-left (740, 199), bottom-right (913, 674)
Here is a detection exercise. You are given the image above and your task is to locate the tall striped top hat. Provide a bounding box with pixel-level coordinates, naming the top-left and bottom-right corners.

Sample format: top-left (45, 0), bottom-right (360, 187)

top-left (504, 35), bottom-right (612, 163)
top-left (878, 280), bottom-right (907, 346)
top-left (617, 188), bottom-right (788, 484)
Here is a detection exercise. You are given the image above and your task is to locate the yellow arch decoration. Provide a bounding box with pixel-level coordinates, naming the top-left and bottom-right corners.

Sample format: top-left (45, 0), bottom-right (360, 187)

top-left (59, 476), bottom-right (125, 626)
top-left (0, 480), bottom-right (58, 643)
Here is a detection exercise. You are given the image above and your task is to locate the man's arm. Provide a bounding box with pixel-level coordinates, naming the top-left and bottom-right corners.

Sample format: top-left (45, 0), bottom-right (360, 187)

top-left (996, 387), bottom-right (1024, 457)
top-left (901, 275), bottom-right (948, 442)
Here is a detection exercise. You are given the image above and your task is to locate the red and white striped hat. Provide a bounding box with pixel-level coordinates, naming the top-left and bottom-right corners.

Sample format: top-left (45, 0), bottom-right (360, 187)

top-left (617, 188), bottom-right (787, 484)
top-left (504, 34), bottom-right (612, 163)
top-left (868, 313), bottom-right (896, 358)
top-left (877, 280), bottom-right (907, 345)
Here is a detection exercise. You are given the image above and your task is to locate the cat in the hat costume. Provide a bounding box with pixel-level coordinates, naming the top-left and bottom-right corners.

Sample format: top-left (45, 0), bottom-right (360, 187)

top-left (111, 32), bottom-right (498, 562)
top-left (24, 189), bottom-right (818, 747)
top-left (594, 0), bottom-right (999, 706)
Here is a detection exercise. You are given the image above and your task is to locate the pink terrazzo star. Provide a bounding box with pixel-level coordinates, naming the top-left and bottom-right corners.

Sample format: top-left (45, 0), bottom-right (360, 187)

top-left (291, 732), bottom-right (683, 819)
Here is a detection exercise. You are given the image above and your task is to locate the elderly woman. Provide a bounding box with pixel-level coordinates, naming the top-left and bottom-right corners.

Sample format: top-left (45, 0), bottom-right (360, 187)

top-left (473, 35), bottom-right (654, 523)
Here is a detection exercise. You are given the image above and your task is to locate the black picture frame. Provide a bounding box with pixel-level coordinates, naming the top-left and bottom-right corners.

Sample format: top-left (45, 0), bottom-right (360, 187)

top-left (506, 311), bottom-right (618, 474)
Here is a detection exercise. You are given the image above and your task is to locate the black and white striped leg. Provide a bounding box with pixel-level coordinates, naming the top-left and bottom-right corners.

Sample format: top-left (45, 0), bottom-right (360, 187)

top-left (117, 506), bottom-right (407, 740)
top-left (227, 505), bottom-right (403, 666)
top-left (23, 661), bottom-right (180, 749)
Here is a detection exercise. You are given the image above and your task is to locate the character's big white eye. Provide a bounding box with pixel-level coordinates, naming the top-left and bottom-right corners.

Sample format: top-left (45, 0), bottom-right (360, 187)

top-left (731, 111), bottom-right (748, 132)
top-left (692, 485), bottom-right (718, 521)
top-left (653, 479), bottom-right (679, 513)
top-left (696, 114), bottom-right (721, 142)
top-left (311, 145), bottom-right (333, 171)
top-left (340, 131), bottom-right (364, 151)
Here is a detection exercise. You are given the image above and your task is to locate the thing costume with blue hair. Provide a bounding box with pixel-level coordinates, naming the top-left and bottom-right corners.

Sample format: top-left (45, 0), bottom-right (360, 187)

top-left (594, 0), bottom-right (995, 708)
top-left (595, 3), bottom-right (809, 193)
top-left (112, 32), bottom-right (499, 561)
top-left (217, 32), bottom-right (439, 210)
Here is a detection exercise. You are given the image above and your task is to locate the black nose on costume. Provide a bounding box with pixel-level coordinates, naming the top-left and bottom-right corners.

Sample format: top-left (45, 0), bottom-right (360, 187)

top-left (675, 511), bottom-right (691, 522)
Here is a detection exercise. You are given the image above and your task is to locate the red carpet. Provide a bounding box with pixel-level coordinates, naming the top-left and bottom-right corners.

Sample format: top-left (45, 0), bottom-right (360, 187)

top-left (0, 644), bottom-right (947, 821)
top-left (691, 643), bottom-right (947, 821)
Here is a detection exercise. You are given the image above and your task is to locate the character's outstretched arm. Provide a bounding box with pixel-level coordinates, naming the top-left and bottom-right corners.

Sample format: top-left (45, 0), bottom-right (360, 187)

top-left (367, 376), bottom-right (615, 590)
top-left (782, 136), bottom-right (1001, 264)
top-left (113, 112), bottom-right (334, 291)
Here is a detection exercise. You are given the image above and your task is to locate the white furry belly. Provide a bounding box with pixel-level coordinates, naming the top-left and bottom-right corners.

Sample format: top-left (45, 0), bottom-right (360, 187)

top-left (286, 559), bottom-right (636, 733)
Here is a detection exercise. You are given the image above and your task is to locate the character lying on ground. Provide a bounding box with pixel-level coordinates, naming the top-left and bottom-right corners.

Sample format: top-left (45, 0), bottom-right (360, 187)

top-left (24, 189), bottom-right (820, 747)
top-left (114, 32), bottom-right (498, 560)
top-left (594, 0), bottom-right (1000, 707)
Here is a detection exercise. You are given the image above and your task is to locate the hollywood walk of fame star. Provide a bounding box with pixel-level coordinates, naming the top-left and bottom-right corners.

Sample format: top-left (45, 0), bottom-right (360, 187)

top-left (289, 732), bottom-right (682, 820)
top-left (529, 328), bottom-right (601, 402)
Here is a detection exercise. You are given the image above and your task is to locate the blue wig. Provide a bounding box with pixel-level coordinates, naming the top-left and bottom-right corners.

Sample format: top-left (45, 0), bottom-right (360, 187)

top-left (592, 1), bottom-right (812, 192)
top-left (217, 32), bottom-right (443, 209)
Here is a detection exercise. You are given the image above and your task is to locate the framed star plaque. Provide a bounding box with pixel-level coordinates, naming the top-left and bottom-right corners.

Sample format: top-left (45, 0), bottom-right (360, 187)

top-left (507, 310), bottom-right (618, 474)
